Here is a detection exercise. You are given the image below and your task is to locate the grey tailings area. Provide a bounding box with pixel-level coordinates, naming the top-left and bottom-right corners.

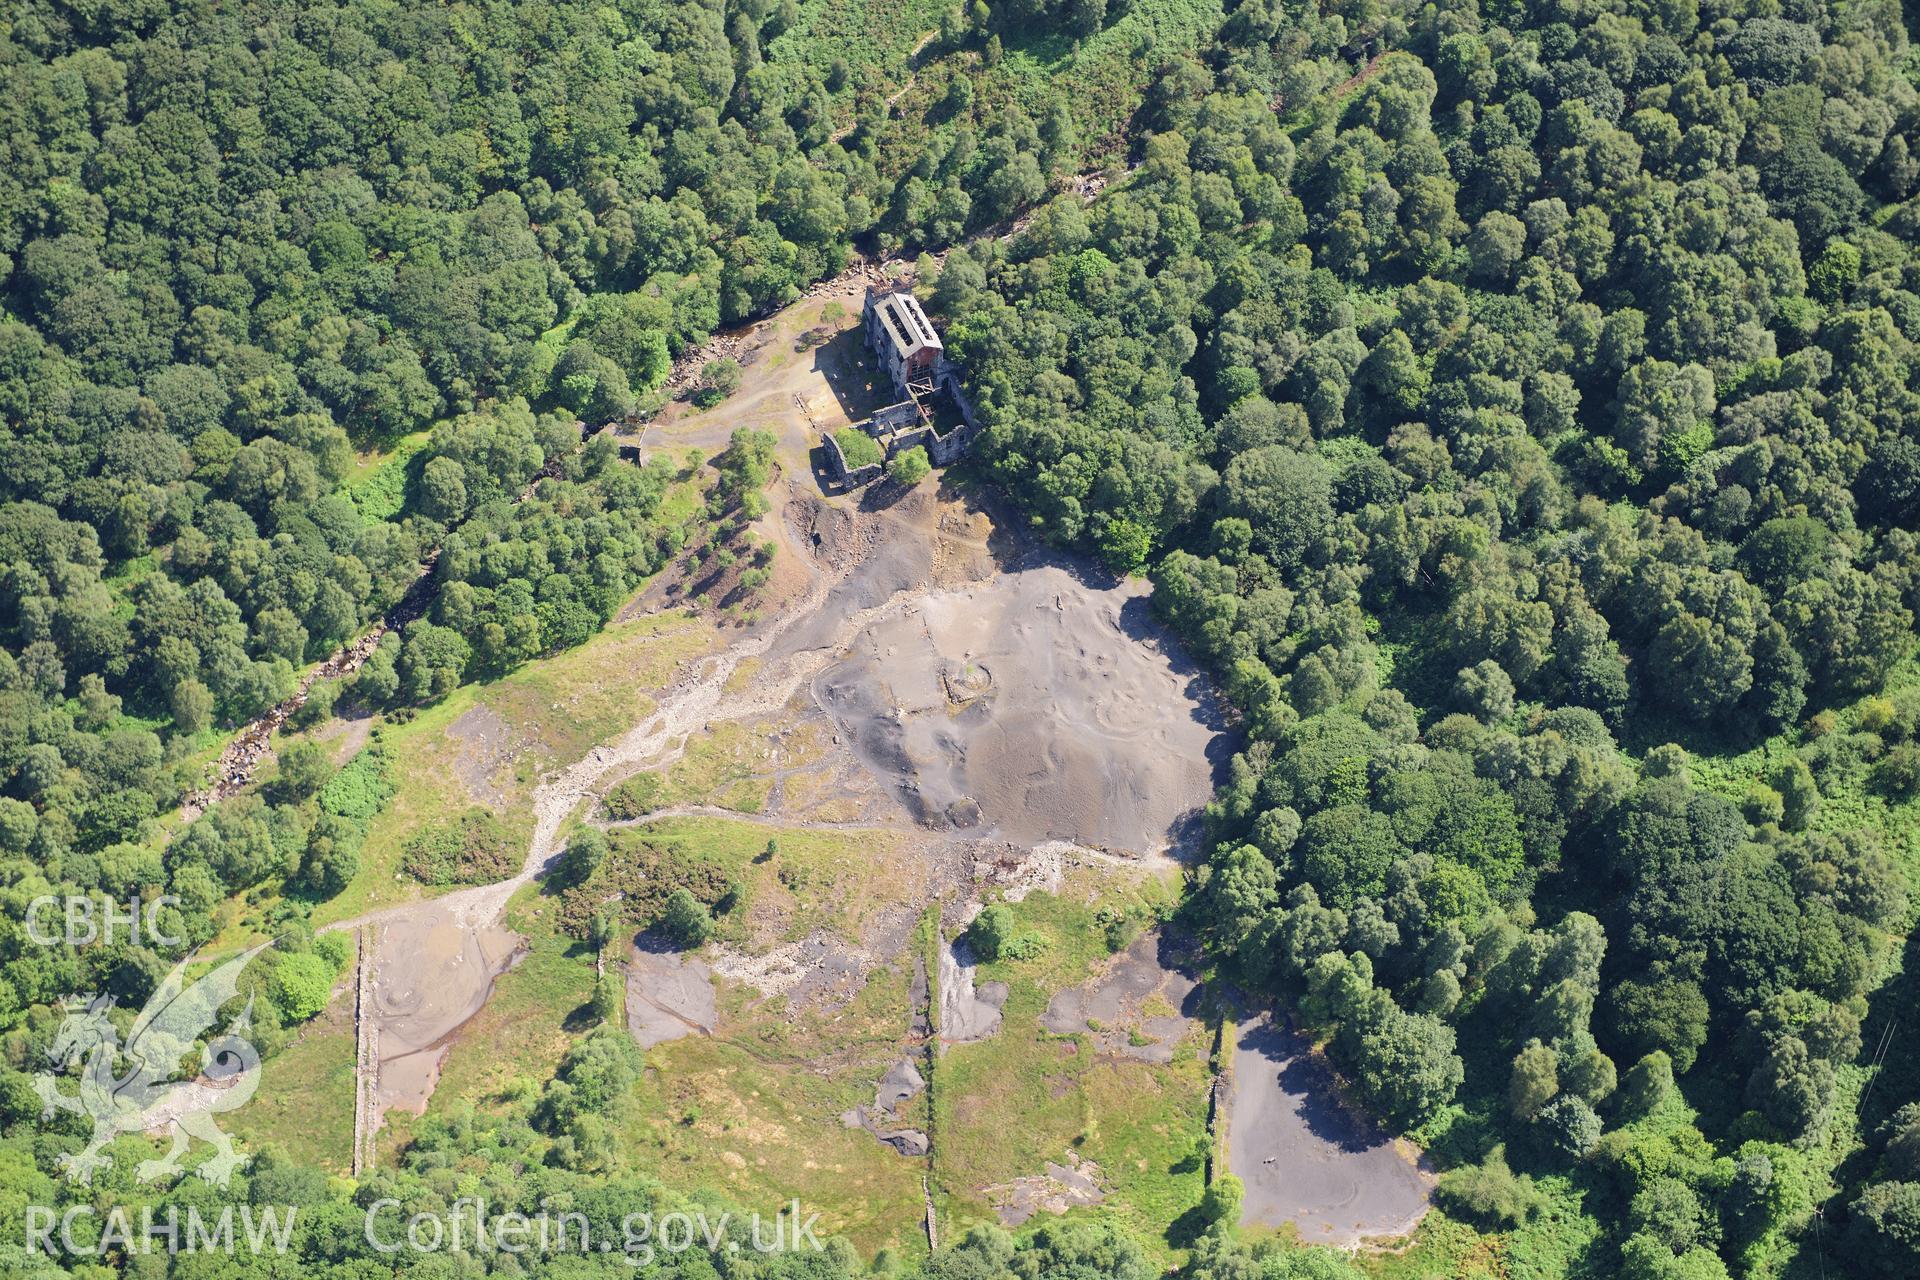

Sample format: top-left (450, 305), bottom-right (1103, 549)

top-left (1226, 1013), bottom-right (1435, 1245)
top-left (841, 1057), bottom-right (930, 1157)
top-left (811, 559), bottom-right (1228, 851)
top-left (1041, 931), bottom-right (1204, 1065)
top-left (625, 942), bottom-right (718, 1049)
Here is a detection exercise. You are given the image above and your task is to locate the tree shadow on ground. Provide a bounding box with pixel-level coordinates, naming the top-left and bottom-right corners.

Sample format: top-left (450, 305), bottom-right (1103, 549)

top-left (1241, 1017), bottom-right (1395, 1155)
top-left (856, 476), bottom-right (919, 511)
top-left (1165, 1203), bottom-right (1213, 1250)
top-left (811, 325), bottom-right (898, 424)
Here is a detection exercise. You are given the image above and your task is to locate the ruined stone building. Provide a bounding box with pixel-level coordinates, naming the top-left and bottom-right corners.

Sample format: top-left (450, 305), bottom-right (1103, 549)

top-left (822, 284), bottom-right (982, 486)
top-left (865, 284), bottom-right (943, 399)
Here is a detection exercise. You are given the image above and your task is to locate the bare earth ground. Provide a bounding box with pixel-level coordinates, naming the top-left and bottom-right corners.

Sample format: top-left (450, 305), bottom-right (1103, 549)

top-left (367, 901), bottom-right (524, 1115)
top-left (1226, 1014), bottom-right (1435, 1246)
top-left (624, 943), bottom-right (717, 1049)
top-left (986, 1151), bottom-right (1109, 1227)
top-left (444, 703), bottom-right (515, 807)
top-left (312, 712), bottom-right (374, 764)
top-left (1041, 931), bottom-right (1205, 1066)
top-left (289, 283), bottom-right (1431, 1254)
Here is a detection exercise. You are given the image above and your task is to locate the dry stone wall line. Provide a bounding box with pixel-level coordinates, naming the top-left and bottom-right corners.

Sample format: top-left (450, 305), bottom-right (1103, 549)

top-left (924, 1175), bottom-right (937, 1252)
top-left (352, 924), bottom-right (378, 1176)
top-left (1206, 1015), bottom-right (1230, 1185)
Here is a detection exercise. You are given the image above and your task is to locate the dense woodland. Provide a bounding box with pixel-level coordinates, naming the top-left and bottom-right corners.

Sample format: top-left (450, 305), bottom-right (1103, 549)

top-left (938, 0), bottom-right (1920, 1272)
top-left (1, 0), bottom-right (1919, 1274)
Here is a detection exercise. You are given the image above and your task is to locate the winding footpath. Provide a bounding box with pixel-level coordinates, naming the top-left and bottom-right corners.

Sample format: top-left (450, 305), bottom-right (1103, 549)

top-left (181, 152), bottom-right (1142, 820)
top-left (322, 490), bottom-right (879, 1160)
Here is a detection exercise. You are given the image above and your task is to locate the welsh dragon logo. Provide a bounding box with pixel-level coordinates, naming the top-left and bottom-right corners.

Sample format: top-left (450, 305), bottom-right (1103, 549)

top-left (34, 943), bottom-right (270, 1187)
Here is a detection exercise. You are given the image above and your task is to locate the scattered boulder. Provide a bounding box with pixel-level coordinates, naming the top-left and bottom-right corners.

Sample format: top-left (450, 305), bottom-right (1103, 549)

top-left (986, 1152), bottom-right (1107, 1226)
top-left (842, 1055), bottom-right (931, 1158)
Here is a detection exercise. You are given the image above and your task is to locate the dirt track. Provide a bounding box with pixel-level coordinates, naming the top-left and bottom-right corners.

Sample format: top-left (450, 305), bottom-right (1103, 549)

top-left (324, 267), bottom-right (1230, 1177)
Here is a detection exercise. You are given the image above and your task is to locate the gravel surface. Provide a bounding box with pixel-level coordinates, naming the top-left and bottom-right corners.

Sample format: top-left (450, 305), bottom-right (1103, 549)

top-left (1226, 1014), bottom-right (1433, 1245)
top-left (624, 945), bottom-right (718, 1049)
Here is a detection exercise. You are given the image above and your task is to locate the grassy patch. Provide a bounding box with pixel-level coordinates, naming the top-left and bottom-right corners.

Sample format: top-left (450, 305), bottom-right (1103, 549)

top-left (227, 981), bottom-right (356, 1174)
top-left (655, 473), bottom-right (707, 529)
top-left (607, 719), bottom-right (827, 819)
top-left (620, 815), bottom-right (923, 947)
top-left (605, 772), bottom-right (666, 820)
top-left (318, 741), bottom-right (393, 820)
top-left (1684, 660), bottom-right (1920, 892)
top-left (617, 952), bottom-right (925, 1258)
top-left (482, 608), bottom-right (715, 771)
top-left (557, 830), bottom-right (742, 937)
top-left (315, 611), bottom-right (714, 927)
top-left (521, 315), bottom-right (581, 407)
top-left (992, 0), bottom-right (1221, 159)
top-left (425, 883), bottom-right (597, 1115)
top-left (103, 552), bottom-right (160, 600)
top-left (618, 1021), bottom-right (927, 1258)
top-left (312, 686), bottom-right (513, 926)
top-left (345, 429), bottom-right (431, 521)
top-left (865, 0), bottom-right (1222, 195)
top-left (936, 988), bottom-right (1209, 1258)
top-left (934, 870), bottom-right (1204, 1261)
top-left (1355, 1210), bottom-right (1506, 1278)
top-left (973, 869), bottom-right (1179, 991)
top-left (766, 0), bottom-right (946, 120)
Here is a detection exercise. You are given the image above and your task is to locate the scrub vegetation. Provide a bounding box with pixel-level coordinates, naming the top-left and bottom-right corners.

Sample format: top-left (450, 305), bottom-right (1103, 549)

top-left (3, 0), bottom-right (1919, 1275)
